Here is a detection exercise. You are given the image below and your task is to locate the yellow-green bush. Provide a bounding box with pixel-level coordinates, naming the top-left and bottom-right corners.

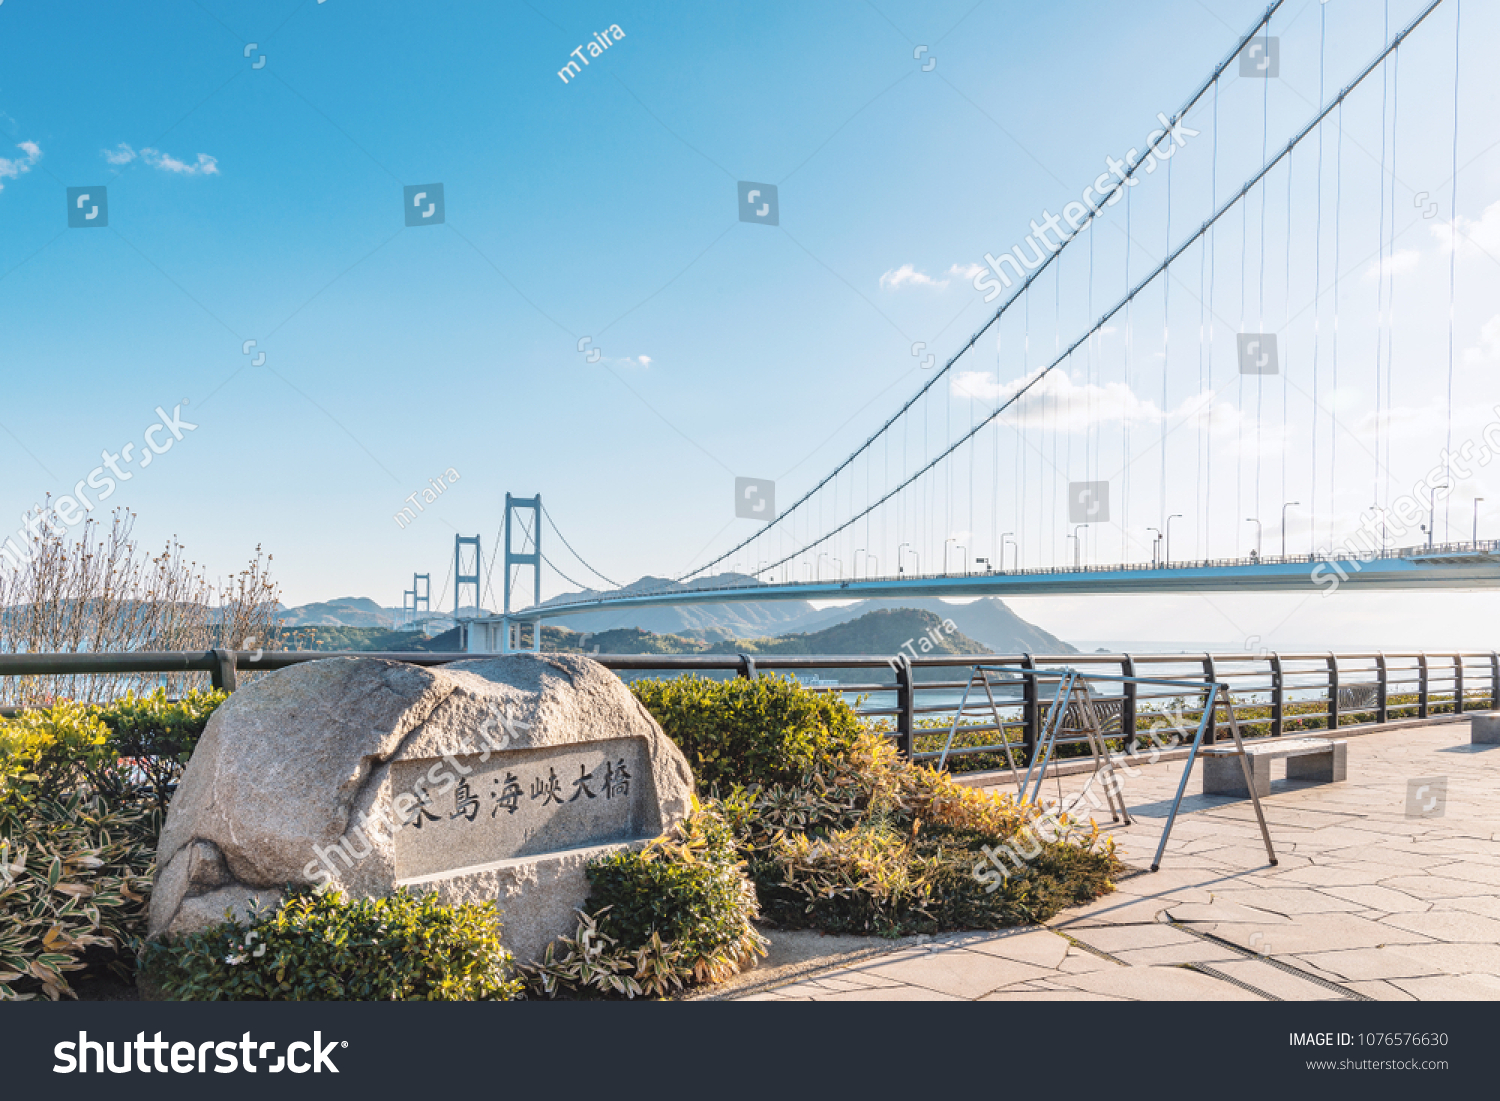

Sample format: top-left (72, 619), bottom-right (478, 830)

top-left (0, 701), bottom-right (115, 817)
top-left (715, 723), bottom-right (1120, 936)
top-left (0, 789), bottom-right (156, 1000)
top-left (0, 694), bottom-right (213, 1000)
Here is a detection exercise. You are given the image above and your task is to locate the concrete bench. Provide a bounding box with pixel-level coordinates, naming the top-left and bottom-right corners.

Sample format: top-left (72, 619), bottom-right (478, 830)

top-left (1471, 712), bottom-right (1500, 745)
top-left (1200, 736), bottom-right (1347, 798)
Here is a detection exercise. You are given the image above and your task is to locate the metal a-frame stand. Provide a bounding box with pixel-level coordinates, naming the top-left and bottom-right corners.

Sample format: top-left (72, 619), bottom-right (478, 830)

top-left (948, 664), bottom-right (1277, 873)
top-left (1022, 669), bottom-right (1131, 825)
top-left (935, 665), bottom-right (1128, 823)
top-left (936, 665), bottom-right (1024, 783)
top-left (1149, 682), bottom-right (1278, 873)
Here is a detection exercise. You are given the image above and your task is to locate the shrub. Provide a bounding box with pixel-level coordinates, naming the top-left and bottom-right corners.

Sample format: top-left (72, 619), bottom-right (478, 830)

top-left (531, 802), bottom-right (767, 998)
top-left (0, 789), bottom-right (157, 1000)
top-left (0, 701), bottom-right (117, 817)
top-left (0, 700), bottom-right (161, 1000)
top-left (631, 674), bottom-right (861, 791)
top-left (141, 888), bottom-right (524, 1001)
top-left (92, 688), bottom-right (227, 809)
top-left (724, 731), bottom-right (1120, 936)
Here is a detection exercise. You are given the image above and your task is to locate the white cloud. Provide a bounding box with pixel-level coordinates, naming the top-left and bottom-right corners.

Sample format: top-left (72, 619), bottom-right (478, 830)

top-left (1362, 247), bottom-right (1422, 281)
top-left (950, 365), bottom-right (1252, 443)
top-left (611, 355), bottom-right (652, 370)
top-left (880, 262), bottom-right (985, 291)
top-left (103, 144), bottom-right (220, 175)
top-left (1464, 314), bottom-right (1500, 367)
top-left (0, 140), bottom-right (41, 192)
top-left (880, 264), bottom-right (947, 291)
top-left (1433, 198), bottom-right (1500, 258)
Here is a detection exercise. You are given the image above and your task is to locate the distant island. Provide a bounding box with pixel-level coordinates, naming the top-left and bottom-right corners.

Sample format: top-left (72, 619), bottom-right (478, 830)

top-left (276, 583), bottom-right (1076, 656)
top-left (280, 607), bottom-right (997, 668)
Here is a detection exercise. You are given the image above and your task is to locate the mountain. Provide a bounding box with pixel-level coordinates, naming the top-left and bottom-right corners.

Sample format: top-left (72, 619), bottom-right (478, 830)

top-left (283, 580), bottom-right (1074, 656)
top-left (537, 577), bottom-right (1075, 655)
top-left (536, 574), bottom-right (816, 638)
top-left (278, 598), bottom-right (492, 629)
top-left (545, 607), bottom-right (989, 658)
top-left (716, 607), bottom-right (990, 657)
top-left (788, 597), bottom-right (1076, 655)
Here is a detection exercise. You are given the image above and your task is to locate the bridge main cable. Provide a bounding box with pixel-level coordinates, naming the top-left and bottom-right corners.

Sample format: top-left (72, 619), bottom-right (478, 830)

top-left (752, 0), bottom-right (1449, 580)
top-left (680, 1), bottom-right (1288, 583)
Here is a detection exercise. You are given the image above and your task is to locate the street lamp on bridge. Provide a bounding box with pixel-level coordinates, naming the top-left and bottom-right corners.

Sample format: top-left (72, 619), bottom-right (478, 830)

top-left (1069, 525), bottom-right (1089, 568)
top-left (1246, 518), bottom-right (1262, 560)
top-left (1421, 484), bottom-right (1449, 550)
top-left (1165, 514), bottom-right (1182, 567)
top-left (1280, 502), bottom-right (1300, 558)
top-left (1146, 527), bottom-right (1161, 568)
top-left (1474, 499), bottom-right (1484, 547)
top-left (899, 543), bottom-right (919, 576)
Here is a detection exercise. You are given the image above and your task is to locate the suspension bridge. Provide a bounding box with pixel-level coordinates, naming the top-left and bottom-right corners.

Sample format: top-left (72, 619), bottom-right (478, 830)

top-left (456, 0), bottom-right (1493, 648)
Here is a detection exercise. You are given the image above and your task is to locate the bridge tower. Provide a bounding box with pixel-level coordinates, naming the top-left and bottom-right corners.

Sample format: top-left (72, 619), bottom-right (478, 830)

top-left (410, 572), bottom-right (430, 628)
top-left (502, 493), bottom-right (543, 653)
top-left (454, 536), bottom-right (482, 626)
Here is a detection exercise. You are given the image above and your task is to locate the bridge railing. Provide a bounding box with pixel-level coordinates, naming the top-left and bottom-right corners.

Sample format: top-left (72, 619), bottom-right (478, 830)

top-left (1, 648), bottom-right (1492, 771)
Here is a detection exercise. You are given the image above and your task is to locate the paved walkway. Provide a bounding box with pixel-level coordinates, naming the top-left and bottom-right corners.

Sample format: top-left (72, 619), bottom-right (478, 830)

top-left (735, 719), bottom-right (1500, 1001)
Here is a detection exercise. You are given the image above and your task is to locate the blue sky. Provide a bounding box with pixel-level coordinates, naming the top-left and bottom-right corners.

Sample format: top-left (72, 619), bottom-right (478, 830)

top-left (3, 0), bottom-right (1500, 649)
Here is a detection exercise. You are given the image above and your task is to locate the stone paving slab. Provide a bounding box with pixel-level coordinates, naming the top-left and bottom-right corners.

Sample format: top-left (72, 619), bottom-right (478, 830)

top-left (1056, 965), bottom-right (1265, 1001)
top-left (1291, 946), bottom-right (1444, 982)
top-left (947, 929), bottom-right (1071, 970)
top-left (852, 945), bottom-right (1052, 999)
top-left (731, 721), bottom-right (1500, 1003)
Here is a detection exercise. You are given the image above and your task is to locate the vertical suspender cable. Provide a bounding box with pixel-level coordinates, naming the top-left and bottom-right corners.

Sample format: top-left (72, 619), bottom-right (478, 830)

top-left (1312, 3), bottom-right (1325, 554)
top-left (1445, 0), bottom-right (1461, 539)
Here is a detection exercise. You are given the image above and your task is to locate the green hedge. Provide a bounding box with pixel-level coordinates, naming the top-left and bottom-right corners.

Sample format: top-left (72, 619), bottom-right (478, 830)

top-left (630, 674), bottom-right (861, 791)
top-left (142, 888), bottom-right (524, 1001)
top-left (93, 688), bottom-right (227, 809)
top-left (530, 803), bottom-right (765, 998)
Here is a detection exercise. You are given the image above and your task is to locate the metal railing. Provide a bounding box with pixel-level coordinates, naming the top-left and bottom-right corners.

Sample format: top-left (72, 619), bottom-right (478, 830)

top-left (1, 647), bottom-right (1491, 767)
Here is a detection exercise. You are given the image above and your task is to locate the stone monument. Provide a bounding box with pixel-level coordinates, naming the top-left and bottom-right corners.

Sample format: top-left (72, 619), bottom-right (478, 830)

top-left (148, 653), bottom-right (695, 964)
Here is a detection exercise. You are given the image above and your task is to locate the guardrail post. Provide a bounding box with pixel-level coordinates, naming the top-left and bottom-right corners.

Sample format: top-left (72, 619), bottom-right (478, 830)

top-left (1270, 652), bottom-right (1284, 737)
top-left (893, 659), bottom-right (914, 759)
top-left (736, 654), bottom-right (757, 680)
top-left (210, 649), bottom-right (238, 693)
top-left (1021, 652), bottom-right (1038, 763)
top-left (1418, 653), bottom-right (1430, 719)
top-left (1454, 655), bottom-right (1464, 715)
top-left (1203, 654), bottom-right (1219, 741)
top-left (1326, 652), bottom-right (1341, 731)
top-left (1376, 652), bottom-right (1389, 724)
top-left (1121, 653), bottom-right (1138, 753)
